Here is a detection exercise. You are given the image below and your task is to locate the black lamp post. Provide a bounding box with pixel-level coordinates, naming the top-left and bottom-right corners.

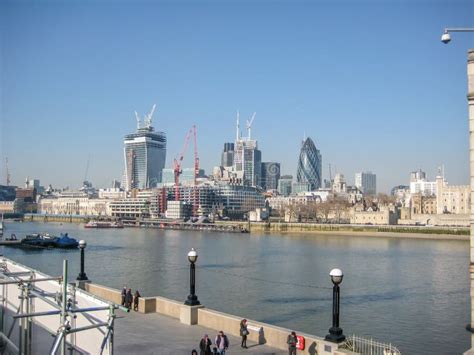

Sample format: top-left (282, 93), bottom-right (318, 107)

top-left (76, 240), bottom-right (89, 281)
top-left (184, 248), bottom-right (200, 306)
top-left (325, 268), bottom-right (345, 343)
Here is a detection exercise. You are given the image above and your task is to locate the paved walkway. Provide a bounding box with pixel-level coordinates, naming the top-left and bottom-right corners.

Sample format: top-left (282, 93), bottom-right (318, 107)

top-left (114, 310), bottom-right (287, 355)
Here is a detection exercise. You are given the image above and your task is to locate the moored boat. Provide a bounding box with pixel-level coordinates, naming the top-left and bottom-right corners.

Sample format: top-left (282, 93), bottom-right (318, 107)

top-left (84, 220), bottom-right (124, 229)
top-left (20, 233), bottom-right (79, 249)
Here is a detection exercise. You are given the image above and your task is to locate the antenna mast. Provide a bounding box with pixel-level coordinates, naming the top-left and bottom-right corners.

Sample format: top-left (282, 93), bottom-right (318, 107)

top-left (5, 158), bottom-right (10, 186)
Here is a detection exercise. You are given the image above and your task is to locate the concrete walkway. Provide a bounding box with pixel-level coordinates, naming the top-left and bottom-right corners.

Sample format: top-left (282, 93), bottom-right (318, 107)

top-left (114, 310), bottom-right (287, 355)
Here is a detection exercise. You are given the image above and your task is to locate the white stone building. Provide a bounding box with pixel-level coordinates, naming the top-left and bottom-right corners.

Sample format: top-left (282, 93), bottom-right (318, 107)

top-left (39, 197), bottom-right (109, 216)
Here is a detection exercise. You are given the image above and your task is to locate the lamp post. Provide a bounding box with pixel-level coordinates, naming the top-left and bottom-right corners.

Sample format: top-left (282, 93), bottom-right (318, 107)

top-left (441, 28), bottom-right (474, 350)
top-left (325, 268), bottom-right (345, 343)
top-left (184, 248), bottom-right (200, 306)
top-left (76, 240), bottom-right (88, 281)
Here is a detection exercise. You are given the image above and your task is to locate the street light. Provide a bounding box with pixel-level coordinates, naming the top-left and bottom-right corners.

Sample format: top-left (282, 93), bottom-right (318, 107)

top-left (441, 28), bottom-right (474, 44)
top-left (76, 240), bottom-right (88, 281)
top-left (441, 27), bottom-right (474, 347)
top-left (184, 248), bottom-right (200, 306)
top-left (325, 268), bottom-right (345, 343)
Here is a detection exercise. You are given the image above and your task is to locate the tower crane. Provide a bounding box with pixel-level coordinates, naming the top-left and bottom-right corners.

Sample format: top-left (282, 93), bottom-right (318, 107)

top-left (174, 128), bottom-right (192, 201)
top-left (246, 112), bottom-right (256, 140)
top-left (173, 126), bottom-right (200, 206)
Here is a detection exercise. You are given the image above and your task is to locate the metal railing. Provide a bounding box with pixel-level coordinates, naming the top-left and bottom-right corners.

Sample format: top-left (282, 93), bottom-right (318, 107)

top-left (341, 335), bottom-right (401, 355)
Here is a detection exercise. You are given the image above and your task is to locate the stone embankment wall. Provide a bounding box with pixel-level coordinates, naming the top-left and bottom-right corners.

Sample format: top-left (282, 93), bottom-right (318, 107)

top-left (83, 283), bottom-right (353, 355)
top-left (246, 221), bottom-right (469, 237)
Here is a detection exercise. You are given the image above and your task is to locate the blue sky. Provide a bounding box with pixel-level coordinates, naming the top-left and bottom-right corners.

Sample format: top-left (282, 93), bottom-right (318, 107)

top-left (1, 0), bottom-right (473, 192)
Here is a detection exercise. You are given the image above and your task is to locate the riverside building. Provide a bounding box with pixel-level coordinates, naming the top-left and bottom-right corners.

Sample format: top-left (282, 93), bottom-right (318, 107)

top-left (123, 105), bottom-right (166, 191)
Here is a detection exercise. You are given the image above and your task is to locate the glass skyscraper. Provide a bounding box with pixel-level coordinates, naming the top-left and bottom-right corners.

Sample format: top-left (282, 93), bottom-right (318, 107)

top-left (296, 137), bottom-right (322, 190)
top-left (124, 112), bottom-right (166, 190)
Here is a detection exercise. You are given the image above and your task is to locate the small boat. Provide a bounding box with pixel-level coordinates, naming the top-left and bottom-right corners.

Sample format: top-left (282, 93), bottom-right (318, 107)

top-left (21, 233), bottom-right (79, 249)
top-left (21, 233), bottom-right (57, 248)
top-left (55, 233), bottom-right (79, 249)
top-left (84, 220), bottom-right (124, 229)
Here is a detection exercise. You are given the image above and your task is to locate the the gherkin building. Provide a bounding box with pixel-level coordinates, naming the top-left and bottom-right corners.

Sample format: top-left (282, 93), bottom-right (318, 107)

top-left (296, 137), bottom-right (322, 190)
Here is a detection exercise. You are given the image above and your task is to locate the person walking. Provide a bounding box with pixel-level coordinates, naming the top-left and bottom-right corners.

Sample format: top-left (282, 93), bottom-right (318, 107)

top-left (287, 331), bottom-right (298, 355)
top-left (133, 290), bottom-right (141, 311)
top-left (199, 334), bottom-right (212, 355)
top-left (121, 286), bottom-right (127, 306)
top-left (215, 330), bottom-right (229, 354)
top-left (125, 288), bottom-right (133, 310)
top-left (240, 319), bottom-right (249, 349)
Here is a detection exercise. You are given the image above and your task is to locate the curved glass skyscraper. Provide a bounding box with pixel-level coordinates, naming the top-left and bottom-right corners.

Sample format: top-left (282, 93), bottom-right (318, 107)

top-left (296, 137), bottom-right (322, 190)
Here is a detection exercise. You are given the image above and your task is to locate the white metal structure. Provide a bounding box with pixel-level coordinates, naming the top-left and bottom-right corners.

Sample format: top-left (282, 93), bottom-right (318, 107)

top-left (0, 257), bottom-right (125, 354)
top-left (245, 112), bottom-right (256, 140)
top-left (342, 335), bottom-right (401, 355)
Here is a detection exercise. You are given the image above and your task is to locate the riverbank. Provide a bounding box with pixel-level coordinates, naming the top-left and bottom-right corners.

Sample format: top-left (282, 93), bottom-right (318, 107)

top-left (23, 214), bottom-right (469, 240)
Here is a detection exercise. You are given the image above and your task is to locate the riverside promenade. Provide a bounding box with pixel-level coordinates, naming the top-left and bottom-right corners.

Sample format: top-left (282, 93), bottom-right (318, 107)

top-left (114, 310), bottom-right (287, 354)
top-left (84, 283), bottom-right (351, 355)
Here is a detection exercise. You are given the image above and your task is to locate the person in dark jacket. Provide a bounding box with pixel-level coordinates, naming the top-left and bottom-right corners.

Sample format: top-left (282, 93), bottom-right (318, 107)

top-left (125, 288), bottom-right (133, 310)
top-left (215, 330), bottom-right (229, 354)
top-left (287, 331), bottom-right (298, 355)
top-left (240, 319), bottom-right (248, 349)
top-left (199, 334), bottom-right (212, 355)
top-left (121, 286), bottom-right (127, 306)
top-left (133, 290), bottom-right (141, 311)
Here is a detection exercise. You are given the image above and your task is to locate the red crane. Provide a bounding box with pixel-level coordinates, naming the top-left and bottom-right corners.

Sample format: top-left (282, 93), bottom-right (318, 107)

top-left (174, 128), bottom-right (192, 201)
top-left (173, 125), bottom-right (199, 202)
top-left (193, 125), bottom-right (199, 185)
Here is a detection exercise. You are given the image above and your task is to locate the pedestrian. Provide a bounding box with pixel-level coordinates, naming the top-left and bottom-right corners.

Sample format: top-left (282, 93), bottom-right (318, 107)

top-left (287, 331), bottom-right (298, 355)
top-left (133, 290), bottom-right (141, 311)
top-left (199, 334), bottom-right (212, 355)
top-left (121, 286), bottom-right (126, 306)
top-left (215, 330), bottom-right (229, 354)
top-left (125, 288), bottom-right (133, 310)
top-left (191, 350), bottom-right (198, 355)
top-left (240, 319), bottom-right (249, 349)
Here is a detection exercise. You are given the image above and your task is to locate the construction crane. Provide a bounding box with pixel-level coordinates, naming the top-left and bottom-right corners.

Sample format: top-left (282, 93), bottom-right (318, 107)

top-left (173, 128), bottom-right (193, 201)
top-left (173, 126), bottom-right (200, 205)
top-left (246, 112), bottom-right (256, 140)
top-left (193, 125), bottom-right (199, 185)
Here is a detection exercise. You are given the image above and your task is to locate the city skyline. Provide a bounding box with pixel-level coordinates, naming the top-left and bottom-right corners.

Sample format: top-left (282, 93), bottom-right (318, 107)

top-left (2, 0), bottom-right (473, 192)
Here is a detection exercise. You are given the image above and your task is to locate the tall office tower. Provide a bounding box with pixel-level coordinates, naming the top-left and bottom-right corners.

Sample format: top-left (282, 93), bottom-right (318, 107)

top-left (233, 112), bottom-right (262, 187)
top-left (221, 143), bottom-right (235, 167)
top-left (296, 137), bottom-right (322, 190)
top-left (123, 105), bottom-right (166, 191)
top-left (355, 171), bottom-right (377, 195)
top-left (261, 162), bottom-right (281, 190)
top-left (277, 175), bottom-right (293, 196)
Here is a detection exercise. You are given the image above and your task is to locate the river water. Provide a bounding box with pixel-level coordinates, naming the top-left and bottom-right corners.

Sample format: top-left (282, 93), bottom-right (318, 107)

top-left (1, 221), bottom-right (470, 354)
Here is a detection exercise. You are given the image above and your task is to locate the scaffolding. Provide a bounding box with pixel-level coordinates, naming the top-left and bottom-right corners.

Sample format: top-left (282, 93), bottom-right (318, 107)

top-left (0, 258), bottom-right (126, 354)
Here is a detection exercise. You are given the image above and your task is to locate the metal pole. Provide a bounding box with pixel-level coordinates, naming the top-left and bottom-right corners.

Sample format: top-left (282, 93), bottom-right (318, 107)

top-left (18, 284), bottom-right (24, 355)
top-left (61, 260), bottom-right (68, 355)
top-left (468, 48), bottom-right (474, 351)
top-left (190, 262), bottom-right (195, 298)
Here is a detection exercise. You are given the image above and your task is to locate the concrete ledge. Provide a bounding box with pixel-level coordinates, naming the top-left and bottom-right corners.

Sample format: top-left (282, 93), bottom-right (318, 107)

top-left (84, 283), bottom-right (122, 305)
top-left (180, 304), bottom-right (204, 325)
top-left (138, 297), bottom-right (156, 314)
top-left (155, 296), bottom-right (183, 319)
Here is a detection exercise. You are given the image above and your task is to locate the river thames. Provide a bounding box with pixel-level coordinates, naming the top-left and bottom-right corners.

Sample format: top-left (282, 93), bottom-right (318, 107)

top-left (1, 221), bottom-right (470, 354)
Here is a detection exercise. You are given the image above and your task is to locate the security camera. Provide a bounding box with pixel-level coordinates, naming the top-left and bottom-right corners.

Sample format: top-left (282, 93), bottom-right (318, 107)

top-left (441, 32), bottom-right (451, 44)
